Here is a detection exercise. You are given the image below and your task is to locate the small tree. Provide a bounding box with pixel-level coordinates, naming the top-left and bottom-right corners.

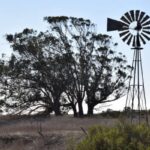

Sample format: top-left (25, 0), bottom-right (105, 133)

top-left (86, 48), bottom-right (130, 115)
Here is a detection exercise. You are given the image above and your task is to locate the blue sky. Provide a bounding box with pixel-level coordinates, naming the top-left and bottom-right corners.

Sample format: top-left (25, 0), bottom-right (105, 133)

top-left (0, 0), bottom-right (150, 111)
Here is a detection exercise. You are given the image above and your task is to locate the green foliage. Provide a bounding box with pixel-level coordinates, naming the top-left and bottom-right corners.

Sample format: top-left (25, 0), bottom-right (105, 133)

top-left (76, 122), bottom-right (150, 150)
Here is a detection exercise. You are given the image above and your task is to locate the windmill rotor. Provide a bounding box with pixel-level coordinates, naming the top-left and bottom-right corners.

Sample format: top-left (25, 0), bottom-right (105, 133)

top-left (107, 10), bottom-right (150, 47)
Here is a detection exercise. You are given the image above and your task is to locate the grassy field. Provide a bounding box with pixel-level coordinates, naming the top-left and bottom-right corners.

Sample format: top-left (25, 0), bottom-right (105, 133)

top-left (0, 115), bottom-right (148, 150)
top-left (0, 115), bottom-right (119, 150)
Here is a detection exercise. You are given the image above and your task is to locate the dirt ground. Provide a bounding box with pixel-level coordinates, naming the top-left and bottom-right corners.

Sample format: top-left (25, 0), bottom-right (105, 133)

top-left (0, 115), bottom-right (119, 150)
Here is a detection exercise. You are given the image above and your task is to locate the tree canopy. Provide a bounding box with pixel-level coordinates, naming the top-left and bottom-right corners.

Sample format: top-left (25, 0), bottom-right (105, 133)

top-left (0, 16), bottom-right (131, 117)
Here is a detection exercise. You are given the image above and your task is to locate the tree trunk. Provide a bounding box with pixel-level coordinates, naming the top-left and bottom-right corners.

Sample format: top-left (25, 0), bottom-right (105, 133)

top-left (53, 99), bottom-right (61, 116)
top-left (78, 101), bottom-right (84, 117)
top-left (72, 104), bottom-right (78, 117)
top-left (86, 94), bottom-right (96, 116)
top-left (87, 104), bottom-right (94, 116)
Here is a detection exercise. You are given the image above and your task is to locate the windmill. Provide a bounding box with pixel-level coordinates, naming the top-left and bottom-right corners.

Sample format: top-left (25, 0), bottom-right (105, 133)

top-left (107, 10), bottom-right (150, 123)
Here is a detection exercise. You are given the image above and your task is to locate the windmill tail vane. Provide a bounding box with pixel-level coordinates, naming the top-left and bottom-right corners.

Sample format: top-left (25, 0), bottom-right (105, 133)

top-left (107, 10), bottom-right (150, 124)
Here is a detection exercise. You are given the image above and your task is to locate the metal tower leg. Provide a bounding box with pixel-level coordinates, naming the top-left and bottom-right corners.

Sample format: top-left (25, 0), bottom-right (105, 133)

top-left (125, 49), bottom-right (148, 124)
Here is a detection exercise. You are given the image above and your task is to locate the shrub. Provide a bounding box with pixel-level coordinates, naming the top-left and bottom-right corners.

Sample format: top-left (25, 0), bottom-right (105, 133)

top-left (101, 110), bottom-right (121, 118)
top-left (76, 122), bottom-right (150, 150)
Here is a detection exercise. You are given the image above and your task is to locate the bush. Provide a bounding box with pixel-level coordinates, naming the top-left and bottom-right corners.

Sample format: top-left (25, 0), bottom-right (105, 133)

top-left (100, 110), bottom-right (121, 118)
top-left (76, 122), bottom-right (150, 150)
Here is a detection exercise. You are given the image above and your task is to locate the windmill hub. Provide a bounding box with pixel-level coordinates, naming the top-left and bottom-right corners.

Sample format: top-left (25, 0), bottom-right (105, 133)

top-left (129, 21), bottom-right (142, 35)
top-left (129, 21), bottom-right (142, 31)
top-left (135, 22), bottom-right (142, 31)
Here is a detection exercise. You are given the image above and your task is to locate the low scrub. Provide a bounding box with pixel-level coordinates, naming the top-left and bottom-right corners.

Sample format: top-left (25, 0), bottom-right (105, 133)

top-left (100, 110), bottom-right (121, 118)
top-left (76, 122), bottom-right (150, 150)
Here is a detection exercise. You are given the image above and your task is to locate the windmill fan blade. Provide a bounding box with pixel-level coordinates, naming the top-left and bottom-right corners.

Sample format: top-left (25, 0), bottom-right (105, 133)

top-left (139, 35), bottom-right (146, 44)
top-left (143, 26), bottom-right (150, 30)
top-left (119, 30), bottom-right (129, 37)
top-left (125, 12), bottom-right (132, 23)
top-left (135, 10), bottom-right (140, 21)
top-left (121, 16), bottom-right (130, 24)
top-left (127, 35), bottom-right (133, 45)
top-left (107, 18), bottom-right (128, 31)
top-left (130, 10), bottom-right (135, 21)
top-left (142, 30), bottom-right (150, 35)
top-left (141, 32), bottom-right (150, 40)
top-left (122, 33), bottom-right (130, 42)
top-left (141, 15), bottom-right (150, 24)
top-left (139, 11), bottom-right (145, 22)
top-left (142, 21), bottom-right (150, 26)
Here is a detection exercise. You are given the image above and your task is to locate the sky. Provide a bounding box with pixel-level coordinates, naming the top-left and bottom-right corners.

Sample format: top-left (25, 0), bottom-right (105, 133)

top-left (0, 0), bottom-right (150, 111)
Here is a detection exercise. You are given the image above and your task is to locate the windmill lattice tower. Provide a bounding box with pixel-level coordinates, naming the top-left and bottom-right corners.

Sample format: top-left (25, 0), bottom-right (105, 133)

top-left (107, 10), bottom-right (150, 124)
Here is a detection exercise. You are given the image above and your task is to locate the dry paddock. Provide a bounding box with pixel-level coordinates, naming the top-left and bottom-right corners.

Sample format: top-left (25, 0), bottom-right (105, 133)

top-left (0, 115), bottom-right (147, 150)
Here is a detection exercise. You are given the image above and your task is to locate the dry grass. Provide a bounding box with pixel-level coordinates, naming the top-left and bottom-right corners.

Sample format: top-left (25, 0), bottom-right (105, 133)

top-left (0, 115), bottom-right (140, 150)
top-left (0, 115), bottom-right (117, 135)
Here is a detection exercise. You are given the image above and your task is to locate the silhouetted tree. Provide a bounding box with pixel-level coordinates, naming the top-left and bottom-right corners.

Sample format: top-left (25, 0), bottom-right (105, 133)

top-left (4, 16), bottom-right (130, 117)
top-left (85, 49), bottom-right (130, 115)
top-left (5, 29), bottom-right (69, 115)
top-left (44, 16), bottom-right (130, 116)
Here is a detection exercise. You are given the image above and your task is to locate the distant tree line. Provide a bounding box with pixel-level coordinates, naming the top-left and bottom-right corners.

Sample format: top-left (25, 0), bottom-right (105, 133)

top-left (0, 16), bottom-right (131, 117)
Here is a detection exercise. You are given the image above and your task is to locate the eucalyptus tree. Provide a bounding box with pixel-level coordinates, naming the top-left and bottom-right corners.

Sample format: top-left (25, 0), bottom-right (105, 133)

top-left (85, 48), bottom-right (131, 115)
top-left (44, 16), bottom-right (130, 116)
top-left (43, 16), bottom-right (97, 117)
top-left (5, 16), bottom-right (130, 117)
top-left (6, 29), bottom-right (68, 115)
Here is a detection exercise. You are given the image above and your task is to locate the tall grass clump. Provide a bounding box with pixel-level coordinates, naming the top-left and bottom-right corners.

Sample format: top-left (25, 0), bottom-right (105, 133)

top-left (76, 122), bottom-right (150, 150)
